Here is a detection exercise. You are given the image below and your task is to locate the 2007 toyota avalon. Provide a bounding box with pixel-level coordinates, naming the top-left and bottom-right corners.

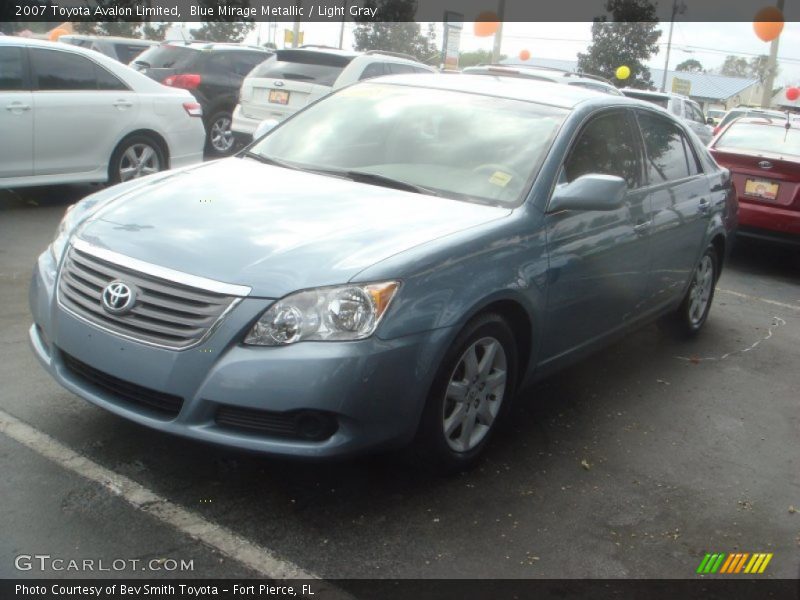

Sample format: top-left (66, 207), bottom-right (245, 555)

top-left (29, 74), bottom-right (736, 471)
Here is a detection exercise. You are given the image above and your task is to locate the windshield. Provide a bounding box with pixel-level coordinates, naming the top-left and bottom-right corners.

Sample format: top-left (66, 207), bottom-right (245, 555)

top-left (248, 83), bottom-right (567, 206)
top-left (249, 50), bottom-right (353, 85)
top-left (715, 122), bottom-right (800, 157)
top-left (129, 45), bottom-right (196, 69)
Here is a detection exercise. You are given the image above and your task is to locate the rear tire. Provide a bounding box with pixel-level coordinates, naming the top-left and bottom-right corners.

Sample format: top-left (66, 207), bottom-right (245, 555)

top-left (661, 245), bottom-right (718, 337)
top-left (411, 313), bottom-right (518, 474)
top-left (108, 135), bottom-right (166, 184)
top-left (205, 109), bottom-right (236, 156)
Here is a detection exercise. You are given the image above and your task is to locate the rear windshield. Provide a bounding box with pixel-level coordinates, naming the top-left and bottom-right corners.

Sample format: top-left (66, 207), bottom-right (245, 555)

top-left (715, 122), bottom-right (800, 157)
top-left (624, 91), bottom-right (669, 109)
top-left (250, 50), bottom-right (353, 86)
top-left (129, 45), bottom-right (197, 69)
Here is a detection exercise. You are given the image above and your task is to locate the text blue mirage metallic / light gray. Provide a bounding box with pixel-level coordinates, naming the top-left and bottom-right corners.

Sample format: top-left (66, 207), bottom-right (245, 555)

top-left (29, 74), bottom-right (736, 470)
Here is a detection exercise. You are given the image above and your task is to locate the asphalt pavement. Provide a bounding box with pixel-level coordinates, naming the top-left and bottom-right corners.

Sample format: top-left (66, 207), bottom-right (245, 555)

top-left (1, 184), bottom-right (798, 581)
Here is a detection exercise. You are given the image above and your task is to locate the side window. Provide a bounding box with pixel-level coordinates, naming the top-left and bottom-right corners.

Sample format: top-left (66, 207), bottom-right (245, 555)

top-left (387, 63), bottom-right (416, 75)
top-left (204, 53), bottom-right (231, 76)
top-left (30, 48), bottom-right (97, 91)
top-left (0, 46), bottom-right (25, 91)
top-left (564, 111), bottom-right (641, 189)
top-left (413, 66), bottom-right (433, 74)
top-left (683, 137), bottom-right (703, 175)
top-left (232, 52), bottom-right (269, 77)
top-left (687, 102), bottom-right (704, 124)
top-left (94, 65), bottom-right (128, 91)
top-left (637, 111), bottom-right (694, 183)
top-left (359, 62), bottom-right (386, 81)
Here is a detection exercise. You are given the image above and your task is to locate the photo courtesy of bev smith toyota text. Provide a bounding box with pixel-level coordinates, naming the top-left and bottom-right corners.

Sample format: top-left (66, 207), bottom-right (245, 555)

top-left (0, 0), bottom-right (798, 598)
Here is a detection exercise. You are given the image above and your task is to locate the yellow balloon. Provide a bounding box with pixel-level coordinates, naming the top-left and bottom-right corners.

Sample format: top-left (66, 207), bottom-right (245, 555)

top-left (615, 65), bottom-right (631, 80)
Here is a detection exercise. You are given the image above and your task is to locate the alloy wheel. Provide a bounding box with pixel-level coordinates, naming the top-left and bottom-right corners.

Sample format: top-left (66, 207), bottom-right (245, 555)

top-left (210, 116), bottom-right (234, 153)
top-left (118, 143), bottom-right (161, 182)
top-left (688, 255), bottom-right (714, 326)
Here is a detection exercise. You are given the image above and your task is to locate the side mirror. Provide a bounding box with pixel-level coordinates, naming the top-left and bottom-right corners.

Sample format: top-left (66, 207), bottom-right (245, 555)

top-left (253, 118), bottom-right (280, 140)
top-left (706, 117), bottom-right (715, 125)
top-left (549, 174), bottom-right (627, 212)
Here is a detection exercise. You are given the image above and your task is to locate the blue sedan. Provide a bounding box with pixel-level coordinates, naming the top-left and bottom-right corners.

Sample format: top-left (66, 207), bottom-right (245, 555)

top-left (29, 74), bottom-right (736, 471)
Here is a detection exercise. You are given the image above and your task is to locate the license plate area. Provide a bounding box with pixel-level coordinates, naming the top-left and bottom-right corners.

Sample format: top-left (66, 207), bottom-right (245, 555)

top-left (744, 178), bottom-right (779, 200)
top-left (268, 89), bottom-right (290, 105)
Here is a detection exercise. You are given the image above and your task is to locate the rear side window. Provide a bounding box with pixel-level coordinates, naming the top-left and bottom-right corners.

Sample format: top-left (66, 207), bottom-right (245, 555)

top-left (637, 111), bottom-right (696, 183)
top-left (231, 51), bottom-right (271, 76)
top-left (387, 63), bottom-right (416, 75)
top-left (359, 62), bottom-right (386, 81)
top-left (30, 48), bottom-right (127, 91)
top-left (114, 43), bottom-right (150, 64)
top-left (250, 50), bottom-right (353, 86)
top-left (564, 111), bottom-right (641, 189)
top-left (130, 45), bottom-right (198, 69)
top-left (0, 46), bottom-right (25, 91)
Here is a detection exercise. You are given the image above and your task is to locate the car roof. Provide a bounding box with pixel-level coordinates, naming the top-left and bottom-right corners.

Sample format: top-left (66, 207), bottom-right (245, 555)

top-left (160, 41), bottom-right (270, 53)
top-left (466, 64), bottom-right (614, 85)
top-left (59, 34), bottom-right (156, 44)
top-left (621, 88), bottom-right (688, 100)
top-left (364, 73), bottom-right (653, 109)
top-left (729, 116), bottom-right (789, 127)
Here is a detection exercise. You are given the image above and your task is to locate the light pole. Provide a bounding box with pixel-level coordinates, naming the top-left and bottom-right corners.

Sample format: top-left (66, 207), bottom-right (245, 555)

top-left (661, 0), bottom-right (686, 92)
top-left (491, 0), bottom-right (506, 63)
top-left (760, 0), bottom-right (784, 108)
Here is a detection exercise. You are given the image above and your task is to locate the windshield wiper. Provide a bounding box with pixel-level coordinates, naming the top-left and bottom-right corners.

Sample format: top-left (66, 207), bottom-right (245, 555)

top-left (242, 152), bottom-right (299, 170)
top-left (310, 168), bottom-right (440, 196)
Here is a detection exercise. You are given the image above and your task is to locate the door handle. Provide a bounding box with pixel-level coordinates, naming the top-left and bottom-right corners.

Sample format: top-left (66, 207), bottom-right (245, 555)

top-left (5, 103), bottom-right (31, 111)
top-left (698, 198), bottom-right (710, 214)
top-left (113, 100), bottom-right (133, 108)
top-left (633, 220), bottom-right (651, 235)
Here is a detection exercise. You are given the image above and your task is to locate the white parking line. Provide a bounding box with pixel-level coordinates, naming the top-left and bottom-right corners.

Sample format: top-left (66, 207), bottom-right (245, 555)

top-left (718, 288), bottom-right (800, 312)
top-left (0, 409), bottom-right (351, 599)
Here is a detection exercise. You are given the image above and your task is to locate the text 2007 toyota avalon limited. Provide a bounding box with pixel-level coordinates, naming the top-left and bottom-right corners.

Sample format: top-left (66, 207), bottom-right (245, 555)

top-left (29, 75), bottom-right (736, 470)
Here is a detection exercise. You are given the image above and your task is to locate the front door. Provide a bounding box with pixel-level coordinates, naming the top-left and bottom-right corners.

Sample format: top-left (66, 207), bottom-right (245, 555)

top-left (0, 45), bottom-right (33, 178)
top-left (540, 109), bottom-right (651, 363)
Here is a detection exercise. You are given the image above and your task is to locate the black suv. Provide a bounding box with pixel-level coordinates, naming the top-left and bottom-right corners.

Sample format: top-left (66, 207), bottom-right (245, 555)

top-left (131, 42), bottom-right (273, 156)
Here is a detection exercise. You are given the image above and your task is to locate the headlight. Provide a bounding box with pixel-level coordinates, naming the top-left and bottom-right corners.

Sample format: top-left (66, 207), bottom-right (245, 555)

top-left (244, 281), bottom-right (399, 346)
top-left (49, 204), bottom-right (77, 263)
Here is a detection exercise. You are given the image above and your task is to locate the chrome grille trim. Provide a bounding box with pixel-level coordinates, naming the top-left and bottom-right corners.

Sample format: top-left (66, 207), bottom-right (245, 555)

top-left (57, 242), bottom-right (248, 350)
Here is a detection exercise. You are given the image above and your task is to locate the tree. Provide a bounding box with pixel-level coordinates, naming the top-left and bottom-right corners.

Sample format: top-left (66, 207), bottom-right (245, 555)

top-left (74, 1), bottom-right (145, 37)
top-left (576, 0), bottom-right (661, 89)
top-left (720, 54), bottom-right (775, 82)
top-left (676, 58), bottom-right (703, 73)
top-left (141, 22), bottom-right (170, 41)
top-left (458, 49), bottom-right (507, 68)
top-left (353, 0), bottom-right (438, 63)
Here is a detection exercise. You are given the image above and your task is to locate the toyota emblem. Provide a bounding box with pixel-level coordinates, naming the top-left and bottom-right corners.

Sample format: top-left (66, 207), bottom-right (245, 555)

top-left (101, 281), bottom-right (135, 315)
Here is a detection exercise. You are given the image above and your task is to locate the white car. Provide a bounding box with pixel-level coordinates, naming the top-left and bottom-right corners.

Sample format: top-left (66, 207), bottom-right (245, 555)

top-left (0, 36), bottom-right (205, 189)
top-left (231, 47), bottom-right (436, 142)
top-left (620, 88), bottom-right (714, 144)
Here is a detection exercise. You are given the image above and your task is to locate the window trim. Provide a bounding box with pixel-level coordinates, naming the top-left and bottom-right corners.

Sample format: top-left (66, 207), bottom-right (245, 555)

top-left (28, 47), bottom-right (131, 92)
top-left (0, 45), bottom-right (32, 92)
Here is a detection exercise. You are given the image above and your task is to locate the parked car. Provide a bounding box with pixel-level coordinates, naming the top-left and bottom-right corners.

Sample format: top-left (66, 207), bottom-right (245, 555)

top-left (0, 37), bottom-right (205, 189)
top-left (231, 46), bottom-right (436, 143)
top-left (712, 106), bottom-right (786, 137)
top-left (130, 42), bottom-right (273, 155)
top-left (29, 74), bottom-right (735, 471)
top-left (621, 88), bottom-right (713, 144)
top-left (463, 64), bottom-right (623, 96)
top-left (59, 34), bottom-right (157, 64)
top-left (710, 116), bottom-right (799, 246)
top-left (706, 108), bottom-right (725, 126)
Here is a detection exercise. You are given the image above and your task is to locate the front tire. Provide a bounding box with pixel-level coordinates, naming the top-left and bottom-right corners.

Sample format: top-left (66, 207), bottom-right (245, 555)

top-left (412, 313), bottom-right (518, 473)
top-left (663, 245), bottom-right (719, 337)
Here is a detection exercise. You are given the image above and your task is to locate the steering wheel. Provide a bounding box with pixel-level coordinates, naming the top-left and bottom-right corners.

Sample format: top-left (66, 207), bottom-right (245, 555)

top-left (471, 163), bottom-right (524, 185)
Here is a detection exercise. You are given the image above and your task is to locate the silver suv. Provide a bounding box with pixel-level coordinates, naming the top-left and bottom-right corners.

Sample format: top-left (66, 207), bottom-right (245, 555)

top-left (231, 46), bottom-right (436, 142)
top-left (621, 88), bottom-right (713, 144)
top-left (463, 64), bottom-right (623, 96)
top-left (59, 34), bottom-right (157, 64)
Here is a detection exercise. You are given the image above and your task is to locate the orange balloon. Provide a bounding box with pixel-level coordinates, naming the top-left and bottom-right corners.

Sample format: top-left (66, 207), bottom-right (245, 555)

top-left (753, 6), bottom-right (784, 42)
top-left (48, 28), bottom-right (68, 41)
top-left (474, 12), bottom-right (499, 37)
top-left (519, 49), bottom-right (531, 61)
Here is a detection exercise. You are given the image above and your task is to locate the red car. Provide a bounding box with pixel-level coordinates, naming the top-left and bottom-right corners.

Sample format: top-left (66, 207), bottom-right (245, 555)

top-left (709, 116), bottom-right (800, 246)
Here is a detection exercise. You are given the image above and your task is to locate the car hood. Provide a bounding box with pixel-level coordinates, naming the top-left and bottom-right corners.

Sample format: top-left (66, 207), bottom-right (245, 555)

top-left (76, 158), bottom-right (511, 298)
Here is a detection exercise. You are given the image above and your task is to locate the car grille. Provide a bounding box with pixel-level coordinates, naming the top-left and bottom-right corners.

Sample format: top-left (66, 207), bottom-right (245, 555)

top-left (216, 406), bottom-right (338, 441)
top-left (58, 246), bottom-right (237, 350)
top-left (61, 352), bottom-right (183, 417)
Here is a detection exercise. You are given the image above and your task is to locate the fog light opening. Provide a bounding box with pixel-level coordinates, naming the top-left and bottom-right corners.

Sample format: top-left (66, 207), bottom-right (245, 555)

top-left (295, 412), bottom-right (337, 441)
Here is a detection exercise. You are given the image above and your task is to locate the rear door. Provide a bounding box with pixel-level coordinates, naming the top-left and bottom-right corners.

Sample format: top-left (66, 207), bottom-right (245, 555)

top-left (238, 50), bottom-right (352, 121)
top-left (541, 109), bottom-right (651, 361)
top-left (635, 109), bottom-right (711, 311)
top-left (29, 47), bottom-right (137, 177)
top-left (0, 45), bottom-right (33, 178)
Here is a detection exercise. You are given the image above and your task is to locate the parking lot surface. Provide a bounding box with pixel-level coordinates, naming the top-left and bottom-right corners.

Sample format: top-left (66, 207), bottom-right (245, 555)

top-left (1, 185), bottom-right (798, 580)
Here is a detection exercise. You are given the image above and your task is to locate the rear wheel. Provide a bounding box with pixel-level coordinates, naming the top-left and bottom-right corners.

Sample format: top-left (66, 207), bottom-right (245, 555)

top-left (662, 245), bottom-right (718, 336)
top-left (109, 135), bottom-right (166, 184)
top-left (206, 109), bottom-right (236, 156)
top-left (412, 313), bottom-right (518, 473)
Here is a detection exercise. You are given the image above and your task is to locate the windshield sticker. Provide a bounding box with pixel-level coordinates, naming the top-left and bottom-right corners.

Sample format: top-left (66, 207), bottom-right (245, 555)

top-left (489, 171), bottom-right (512, 187)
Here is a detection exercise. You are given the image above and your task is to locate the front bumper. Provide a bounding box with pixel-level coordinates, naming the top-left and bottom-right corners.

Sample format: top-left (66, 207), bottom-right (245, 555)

top-left (29, 251), bottom-right (452, 458)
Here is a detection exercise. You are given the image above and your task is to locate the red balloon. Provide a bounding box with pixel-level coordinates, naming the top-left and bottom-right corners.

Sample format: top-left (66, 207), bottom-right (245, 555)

top-left (519, 49), bottom-right (531, 61)
top-left (786, 87), bottom-right (799, 101)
